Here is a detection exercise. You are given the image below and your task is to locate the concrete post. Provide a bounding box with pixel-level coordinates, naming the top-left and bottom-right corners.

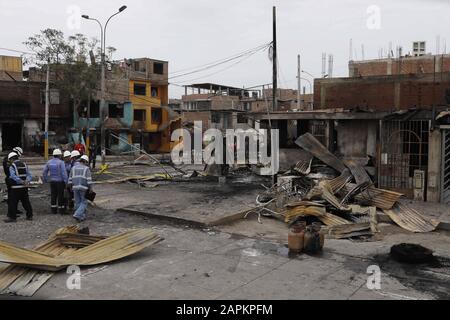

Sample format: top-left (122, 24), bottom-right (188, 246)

top-left (427, 129), bottom-right (442, 202)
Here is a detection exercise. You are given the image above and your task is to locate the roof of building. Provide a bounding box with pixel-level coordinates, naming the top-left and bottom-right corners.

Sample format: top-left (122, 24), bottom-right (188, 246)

top-left (185, 83), bottom-right (250, 94)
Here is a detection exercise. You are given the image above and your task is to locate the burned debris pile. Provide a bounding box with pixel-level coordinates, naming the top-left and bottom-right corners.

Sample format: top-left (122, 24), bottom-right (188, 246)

top-left (252, 133), bottom-right (440, 240)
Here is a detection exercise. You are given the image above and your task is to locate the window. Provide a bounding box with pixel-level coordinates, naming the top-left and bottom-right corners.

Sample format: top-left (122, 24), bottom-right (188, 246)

top-left (211, 112), bottom-right (221, 124)
top-left (154, 62), bottom-right (164, 75)
top-left (134, 83), bottom-right (147, 96)
top-left (237, 114), bottom-right (248, 124)
top-left (151, 87), bottom-right (159, 98)
top-left (90, 100), bottom-right (100, 118)
top-left (40, 89), bottom-right (60, 105)
top-left (134, 109), bottom-right (146, 121)
top-left (151, 108), bottom-right (162, 124)
top-left (109, 103), bottom-right (124, 118)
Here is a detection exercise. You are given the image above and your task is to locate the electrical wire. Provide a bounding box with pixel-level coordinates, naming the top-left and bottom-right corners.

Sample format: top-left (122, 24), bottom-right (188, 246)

top-left (169, 42), bottom-right (271, 80)
top-left (170, 42), bottom-right (272, 76)
top-left (170, 44), bottom-right (271, 85)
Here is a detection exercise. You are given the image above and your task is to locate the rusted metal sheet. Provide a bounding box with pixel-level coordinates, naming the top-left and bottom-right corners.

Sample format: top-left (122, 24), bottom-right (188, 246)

top-left (325, 222), bottom-right (372, 239)
top-left (342, 184), bottom-right (403, 210)
top-left (293, 152), bottom-right (314, 175)
top-left (384, 202), bottom-right (440, 233)
top-left (0, 229), bottom-right (163, 272)
top-left (329, 169), bottom-right (352, 194)
top-left (295, 133), bottom-right (346, 173)
top-left (344, 159), bottom-right (372, 185)
top-left (285, 206), bottom-right (351, 226)
top-left (306, 180), bottom-right (351, 211)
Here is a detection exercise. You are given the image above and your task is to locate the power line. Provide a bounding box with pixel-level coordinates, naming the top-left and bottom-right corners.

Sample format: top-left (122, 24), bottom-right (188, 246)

top-left (170, 44), bottom-right (271, 84)
top-left (0, 47), bottom-right (35, 56)
top-left (169, 43), bottom-right (271, 80)
top-left (170, 42), bottom-right (272, 76)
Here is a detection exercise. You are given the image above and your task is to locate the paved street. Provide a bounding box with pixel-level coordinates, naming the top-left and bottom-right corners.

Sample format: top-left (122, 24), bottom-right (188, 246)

top-left (1, 161), bottom-right (449, 300)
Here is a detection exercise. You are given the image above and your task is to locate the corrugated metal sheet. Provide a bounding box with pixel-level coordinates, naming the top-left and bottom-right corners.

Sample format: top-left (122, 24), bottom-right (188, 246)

top-left (295, 133), bottom-right (346, 173)
top-left (342, 184), bottom-right (403, 210)
top-left (329, 169), bottom-right (352, 194)
top-left (325, 222), bottom-right (372, 239)
top-left (0, 226), bottom-right (103, 296)
top-left (307, 180), bottom-right (350, 211)
top-left (293, 153), bottom-right (314, 175)
top-left (344, 159), bottom-right (372, 185)
top-left (0, 229), bottom-right (163, 272)
top-left (384, 202), bottom-right (440, 233)
top-left (285, 206), bottom-right (351, 226)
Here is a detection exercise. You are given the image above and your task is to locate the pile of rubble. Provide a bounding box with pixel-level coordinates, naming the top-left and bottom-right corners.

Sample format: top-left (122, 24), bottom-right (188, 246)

top-left (253, 133), bottom-right (441, 240)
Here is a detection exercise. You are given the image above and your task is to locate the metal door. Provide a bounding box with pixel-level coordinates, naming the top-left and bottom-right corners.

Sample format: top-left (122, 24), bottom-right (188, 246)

top-left (442, 129), bottom-right (450, 204)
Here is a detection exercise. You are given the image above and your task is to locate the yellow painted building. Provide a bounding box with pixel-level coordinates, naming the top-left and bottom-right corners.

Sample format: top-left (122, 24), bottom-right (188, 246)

top-left (125, 58), bottom-right (180, 153)
top-left (0, 55), bottom-right (23, 81)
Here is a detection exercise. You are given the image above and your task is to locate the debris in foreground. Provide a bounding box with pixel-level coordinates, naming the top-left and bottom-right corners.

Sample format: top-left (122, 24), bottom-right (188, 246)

top-left (0, 226), bottom-right (163, 296)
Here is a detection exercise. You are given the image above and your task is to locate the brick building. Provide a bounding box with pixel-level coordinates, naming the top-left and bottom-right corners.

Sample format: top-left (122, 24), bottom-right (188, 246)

top-left (314, 73), bottom-right (450, 112)
top-left (349, 54), bottom-right (450, 77)
top-left (0, 80), bottom-right (71, 153)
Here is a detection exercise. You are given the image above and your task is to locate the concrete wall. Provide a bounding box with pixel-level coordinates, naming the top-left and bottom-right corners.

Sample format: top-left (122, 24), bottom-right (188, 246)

top-left (336, 120), bottom-right (378, 159)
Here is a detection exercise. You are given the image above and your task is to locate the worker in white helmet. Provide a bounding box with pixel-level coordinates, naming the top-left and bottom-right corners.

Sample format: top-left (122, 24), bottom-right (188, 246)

top-left (42, 149), bottom-right (68, 214)
top-left (2, 147), bottom-right (25, 216)
top-left (67, 150), bottom-right (81, 211)
top-left (68, 155), bottom-right (93, 222)
top-left (4, 152), bottom-right (33, 223)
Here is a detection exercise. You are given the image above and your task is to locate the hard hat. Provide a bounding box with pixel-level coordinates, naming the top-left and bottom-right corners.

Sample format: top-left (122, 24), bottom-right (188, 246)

top-left (8, 152), bottom-right (18, 160)
top-left (63, 151), bottom-right (71, 158)
top-left (80, 155), bottom-right (89, 162)
top-left (53, 149), bottom-right (62, 156)
top-left (71, 150), bottom-right (81, 158)
top-left (13, 147), bottom-right (23, 156)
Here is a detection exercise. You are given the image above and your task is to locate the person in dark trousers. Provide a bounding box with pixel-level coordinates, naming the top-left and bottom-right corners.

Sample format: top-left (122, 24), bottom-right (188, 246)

top-left (2, 147), bottom-right (24, 214)
top-left (42, 149), bottom-right (68, 215)
top-left (63, 151), bottom-right (72, 211)
top-left (88, 143), bottom-right (97, 169)
top-left (4, 152), bottom-right (33, 223)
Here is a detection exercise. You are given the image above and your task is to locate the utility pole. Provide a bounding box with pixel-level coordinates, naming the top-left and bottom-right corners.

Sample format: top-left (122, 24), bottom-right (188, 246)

top-left (82, 5), bottom-right (127, 166)
top-left (297, 54), bottom-right (301, 109)
top-left (44, 58), bottom-right (50, 160)
top-left (86, 93), bottom-right (91, 157)
top-left (100, 46), bottom-right (106, 165)
top-left (272, 6), bottom-right (278, 112)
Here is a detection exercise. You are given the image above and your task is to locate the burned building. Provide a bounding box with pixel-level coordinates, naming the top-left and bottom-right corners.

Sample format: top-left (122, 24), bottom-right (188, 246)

top-left (0, 80), bottom-right (71, 153)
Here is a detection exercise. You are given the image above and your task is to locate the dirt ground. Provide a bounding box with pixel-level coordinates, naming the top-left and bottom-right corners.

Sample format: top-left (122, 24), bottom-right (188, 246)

top-left (0, 160), bottom-right (450, 300)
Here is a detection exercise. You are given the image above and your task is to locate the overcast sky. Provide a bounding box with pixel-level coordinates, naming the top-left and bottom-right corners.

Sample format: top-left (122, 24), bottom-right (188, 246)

top-left (1, 0), bottom-right (449, 98)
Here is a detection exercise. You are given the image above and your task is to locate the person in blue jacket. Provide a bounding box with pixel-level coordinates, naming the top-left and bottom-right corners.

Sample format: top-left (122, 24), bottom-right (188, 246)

top-left (42, 149), bottom-right (68, 215)
top-left (4, 152), bottom-right (33, 223)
